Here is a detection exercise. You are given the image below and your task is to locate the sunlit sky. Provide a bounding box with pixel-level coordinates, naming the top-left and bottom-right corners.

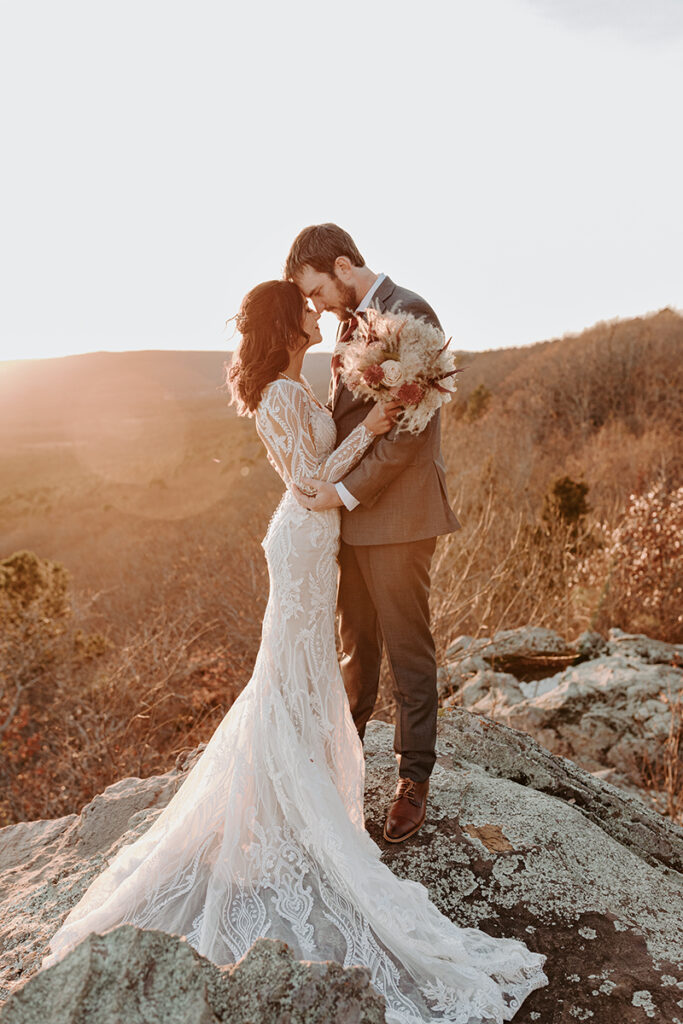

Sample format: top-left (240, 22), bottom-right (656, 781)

top-left (1, 0), bottom-right (681, 361)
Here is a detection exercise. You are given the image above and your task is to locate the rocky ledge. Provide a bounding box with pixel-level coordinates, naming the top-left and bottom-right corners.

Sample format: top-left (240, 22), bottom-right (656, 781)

top-left (1, 714), bottom-right (683, 1023)
top-left (439, 627), bottom-right (683, 811)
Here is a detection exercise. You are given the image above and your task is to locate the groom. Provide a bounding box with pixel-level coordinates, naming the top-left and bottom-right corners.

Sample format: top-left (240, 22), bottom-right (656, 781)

top-left (285, 224), bottom-right (460, 842)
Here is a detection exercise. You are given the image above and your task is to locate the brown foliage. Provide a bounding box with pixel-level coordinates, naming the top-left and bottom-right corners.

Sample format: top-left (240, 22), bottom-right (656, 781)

top-left (435, 308), bottom-right (683, 653)
top-left (0, 532), bottom-right (268, 826)
top-left (572, 486), bottom-right (683, 642)
top-left (1, 309), bottom-right (682, 823)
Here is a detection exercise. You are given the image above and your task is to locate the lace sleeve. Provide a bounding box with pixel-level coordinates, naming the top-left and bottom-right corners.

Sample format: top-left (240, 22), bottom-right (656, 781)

top-left (255, 380), bottom-right (374, 489)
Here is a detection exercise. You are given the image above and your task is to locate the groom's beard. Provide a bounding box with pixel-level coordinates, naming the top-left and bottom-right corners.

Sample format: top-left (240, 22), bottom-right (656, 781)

top-left (331, 280), bottom-right (358, 321)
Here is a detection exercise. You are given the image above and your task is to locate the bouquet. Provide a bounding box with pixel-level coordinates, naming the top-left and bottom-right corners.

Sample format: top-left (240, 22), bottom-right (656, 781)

top-left (335, 307), bottom-right (461, 435)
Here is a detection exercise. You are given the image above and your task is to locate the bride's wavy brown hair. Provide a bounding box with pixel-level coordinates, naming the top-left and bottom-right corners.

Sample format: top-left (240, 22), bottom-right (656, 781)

top-left (227, 280), bottom-right (309, 415)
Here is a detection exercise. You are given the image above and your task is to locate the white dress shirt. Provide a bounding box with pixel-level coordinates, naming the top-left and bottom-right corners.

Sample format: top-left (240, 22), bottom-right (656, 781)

top-left (334, 274), bottom-right (386, 511)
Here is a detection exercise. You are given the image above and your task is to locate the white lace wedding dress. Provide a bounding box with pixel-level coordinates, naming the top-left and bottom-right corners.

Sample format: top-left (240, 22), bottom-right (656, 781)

top-left (43, 376), bottom-right (548, 1022)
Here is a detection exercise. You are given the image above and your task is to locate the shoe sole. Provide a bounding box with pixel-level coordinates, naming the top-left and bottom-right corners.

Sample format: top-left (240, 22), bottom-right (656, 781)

top-left (382, 812), bottom-right (426, 844)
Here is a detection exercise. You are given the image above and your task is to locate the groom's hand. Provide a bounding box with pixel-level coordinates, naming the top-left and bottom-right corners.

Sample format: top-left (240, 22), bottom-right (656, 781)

top-left (292, 479), bottom-right (343, 511)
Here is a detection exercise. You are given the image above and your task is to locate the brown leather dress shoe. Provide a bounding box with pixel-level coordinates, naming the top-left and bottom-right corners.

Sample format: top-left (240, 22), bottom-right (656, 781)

top-left (383, 777), bottom-right (429, 843)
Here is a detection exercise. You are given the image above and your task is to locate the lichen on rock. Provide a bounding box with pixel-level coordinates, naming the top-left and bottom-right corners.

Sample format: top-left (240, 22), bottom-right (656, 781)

top-left (1, 713), bottom-right (682, 1023)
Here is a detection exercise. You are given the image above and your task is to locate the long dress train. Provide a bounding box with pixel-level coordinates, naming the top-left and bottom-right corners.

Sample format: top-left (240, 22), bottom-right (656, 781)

top-left (43, 376), bottom-right (548, 1023)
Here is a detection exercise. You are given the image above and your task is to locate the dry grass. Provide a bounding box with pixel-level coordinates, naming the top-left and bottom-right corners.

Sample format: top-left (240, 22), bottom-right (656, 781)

top-left (0, 402), bottom-right (273, 824)
top-left (1, 309), bottom-right (682, 823)
top-left (0, 531), bottom-right (269, 825)
top-left (637, 686), bottom-right (683, 824)
top-left (572, 485), bottom-right (683, 642)
top-left (435, 308), bottom-right (683, 651)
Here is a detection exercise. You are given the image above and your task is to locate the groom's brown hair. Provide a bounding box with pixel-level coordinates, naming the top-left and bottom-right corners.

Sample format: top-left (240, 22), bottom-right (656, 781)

top-left (285, 224), bottom-right (365, 280)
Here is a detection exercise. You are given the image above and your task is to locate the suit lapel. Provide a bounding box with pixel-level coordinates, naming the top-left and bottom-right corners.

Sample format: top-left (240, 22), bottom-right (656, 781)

top-left (370, 275), bottom-right (396, 313)
top-left (330, 373), bottom-right (342, 411)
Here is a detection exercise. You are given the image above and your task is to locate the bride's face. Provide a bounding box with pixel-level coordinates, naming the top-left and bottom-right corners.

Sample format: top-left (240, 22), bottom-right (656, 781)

top-left (300, 305), bottom-right (322, 349)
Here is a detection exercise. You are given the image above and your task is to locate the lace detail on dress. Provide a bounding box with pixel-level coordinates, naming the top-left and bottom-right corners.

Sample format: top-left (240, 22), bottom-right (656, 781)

top-left (255, 377), bottom-right (374, 490)
top-left (42, 374), bottom-right (548, 1022)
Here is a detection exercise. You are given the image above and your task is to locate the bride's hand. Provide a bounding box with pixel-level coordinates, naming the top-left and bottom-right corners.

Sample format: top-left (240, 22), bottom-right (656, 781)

top-left (363, 400), bottom-right (402, 436)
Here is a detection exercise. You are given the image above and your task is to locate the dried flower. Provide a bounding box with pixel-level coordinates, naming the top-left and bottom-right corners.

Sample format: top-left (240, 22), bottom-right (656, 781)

top-left (436, 372), bottom-right (458, 393)
top-left (332, 307), bottom-right (462, 435)
top-left (380, 360), bottom-right (404, 386)
top-left (395, 382), bottom-right (425, 405)
top-left (363, 364), bottom-right (385, 386)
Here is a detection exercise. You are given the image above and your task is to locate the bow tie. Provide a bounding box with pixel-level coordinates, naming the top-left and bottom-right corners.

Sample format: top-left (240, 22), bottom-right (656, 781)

top-left (331, 315), bottom-right (359, 373)
top-left (337, 315), bottom-right (359, 346)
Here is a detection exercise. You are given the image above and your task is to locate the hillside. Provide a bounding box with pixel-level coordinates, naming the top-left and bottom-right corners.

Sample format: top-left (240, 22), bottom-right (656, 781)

top-left (0, 349), bottom-right (333, 432)
top-left (433, 308), bottom-right (683, 643)
top-left (1, 308), bottom-right (681, 825)
top-left (0, 349), bottom-right (332, 539)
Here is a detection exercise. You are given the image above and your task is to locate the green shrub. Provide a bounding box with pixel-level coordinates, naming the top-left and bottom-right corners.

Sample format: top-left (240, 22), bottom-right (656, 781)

top-left (542, 476), bottom-right (590, 530)
top-left (465, 383), bottom-right (491, 422)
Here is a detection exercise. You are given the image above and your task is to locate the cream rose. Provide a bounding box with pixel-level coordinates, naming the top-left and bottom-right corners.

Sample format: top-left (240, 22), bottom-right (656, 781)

top-left (380, 360), bottom-right (404, 387)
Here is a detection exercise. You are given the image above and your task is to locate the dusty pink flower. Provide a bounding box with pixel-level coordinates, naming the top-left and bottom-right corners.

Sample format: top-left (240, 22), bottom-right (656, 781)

top-left (335, 308), bottom-right (459, 435)
top-left (395, 382), bottom-right (425, 405)
top-left (363, 364), bottom-right (385, 386)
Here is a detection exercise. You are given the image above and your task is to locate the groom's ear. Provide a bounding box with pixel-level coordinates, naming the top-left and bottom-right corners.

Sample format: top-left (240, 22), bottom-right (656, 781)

top-left (334, 256), bottom-right (354, 281)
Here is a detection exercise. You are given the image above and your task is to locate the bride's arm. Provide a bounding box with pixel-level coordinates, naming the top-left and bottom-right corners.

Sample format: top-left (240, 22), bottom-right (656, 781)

top-left (255, 380), bottom-right (376, 489)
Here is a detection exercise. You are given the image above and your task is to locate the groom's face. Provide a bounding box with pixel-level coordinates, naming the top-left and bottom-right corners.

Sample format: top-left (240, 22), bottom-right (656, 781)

top-left (294, 265), bottom-right (357, 322)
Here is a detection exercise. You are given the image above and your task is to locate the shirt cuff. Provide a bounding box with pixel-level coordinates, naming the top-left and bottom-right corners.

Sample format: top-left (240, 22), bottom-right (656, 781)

top-left (334, 481), bottom-right (360, 511)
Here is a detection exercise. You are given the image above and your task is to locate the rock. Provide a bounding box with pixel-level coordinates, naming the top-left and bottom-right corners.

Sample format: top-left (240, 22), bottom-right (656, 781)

top-left (439, 627), bottom-right (578, 701)
top-left (576, 630), bottom-right (607, 661)
top-left (0, 765), bottom-right (195, 996)
top-left (444, 627), bottom-right (577, 681)
top-left (438, 626), bottom-right (581, 708)
top-left (447, 670), bottom-right (526, 712)
top-left (446, 628), bottom-right (575, 664)
top-left (364, 715), bottom-right (683, 1023)
top-left (429, 710), bottom-right (683, 873)
top-left (590, 767), bottom-right (652, 804)
top-left (517, 675), bottom-right (562, 700)
top-left (2, 716), bottom-right (683, 1023)
top-left (442, 667), bottom-right (559, 712)
top-left (494, 655), bottom-right (683, 784)
top-left (0, 927), bottom-right (383, 1024)
top-left (443, 634), bottom-right (478, 661)
top-left (484, 627), bottom-right (575, 660)
top-left (440, 634), bottom-right (683, 800)
top-left (437, 656), bottom-right (490, 698)
top-left (607, 628), bottom-right (683, 666)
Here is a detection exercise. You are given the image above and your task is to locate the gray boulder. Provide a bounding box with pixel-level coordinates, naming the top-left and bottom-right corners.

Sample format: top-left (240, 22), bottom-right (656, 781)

top-left (1, 716), bottom-right (682, 1023)
top-left (364, 715), bottom-right (683, 1024)
top-left (442, 670), bottom-right (526, 711)
top-left (0, 757), bottom-right (198, 997)
top-left (479, 626), bottom-right (575, 659)
top-left (607, 627), bottom-right (683, 666)
top-left (439, 627), bottom-right (683, 812)
top-left (445, 627), bottom-right (575, 664)
top-left (0, 927), bottom-right (384, 1024)
top-left (441, 628), bottom-right (577, 698)
top-left (576, 630), bottom-right (608, 661)
top-left (468, 654), bottom-right (683, 787)
top-left (437, 656), bottom-right (489, 697)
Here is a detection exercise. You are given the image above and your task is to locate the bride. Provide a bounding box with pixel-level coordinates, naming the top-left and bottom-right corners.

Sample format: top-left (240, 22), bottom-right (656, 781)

top-left (42, 280), bottom-right (548, 1022)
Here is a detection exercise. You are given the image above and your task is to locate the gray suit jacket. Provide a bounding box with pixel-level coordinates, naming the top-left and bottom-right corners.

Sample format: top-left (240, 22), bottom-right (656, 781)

top-left (333, 276), bottom-right (461, 546)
